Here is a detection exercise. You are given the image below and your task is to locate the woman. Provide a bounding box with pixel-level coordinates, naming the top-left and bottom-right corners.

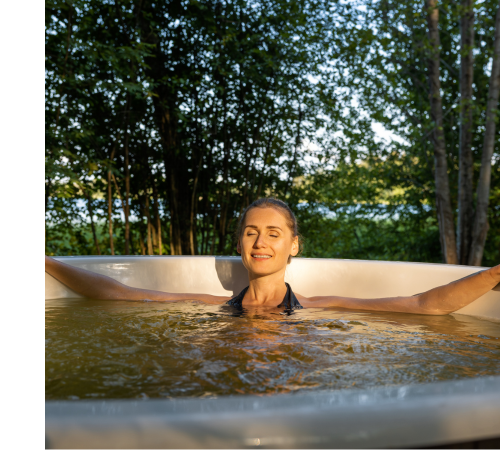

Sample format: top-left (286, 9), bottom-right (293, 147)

top-left (45, 198), bottom-right (500, 315)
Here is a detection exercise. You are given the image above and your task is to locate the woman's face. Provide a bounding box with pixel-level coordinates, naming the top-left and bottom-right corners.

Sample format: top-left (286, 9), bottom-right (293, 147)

top-left (237, 207), bottom-right (299, 277)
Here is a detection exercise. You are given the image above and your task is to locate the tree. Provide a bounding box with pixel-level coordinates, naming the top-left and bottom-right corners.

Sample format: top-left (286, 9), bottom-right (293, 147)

top-left (470, 0), bottom-right (500, 265)
top-left (46, 0), bottom-right (338, 256)
top-left (323, 0), bottom-right (500, 265)
top-left (425, 0), bottom-right (458, 263)
top-left (46, 0), bottom-right (500, 265)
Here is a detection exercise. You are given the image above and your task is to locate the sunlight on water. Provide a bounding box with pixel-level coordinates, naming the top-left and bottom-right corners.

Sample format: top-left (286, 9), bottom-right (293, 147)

top-left (45, 299), bottom-right (500, 400)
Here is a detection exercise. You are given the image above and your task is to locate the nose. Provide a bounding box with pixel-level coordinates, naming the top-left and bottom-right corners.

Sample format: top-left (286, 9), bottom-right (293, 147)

top-left (252, 233), bottom-right (267, 249)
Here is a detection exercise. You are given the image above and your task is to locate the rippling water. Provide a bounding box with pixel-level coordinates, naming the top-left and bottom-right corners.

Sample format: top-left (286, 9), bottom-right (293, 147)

top-left (45, 298), bottom-right (500, 400)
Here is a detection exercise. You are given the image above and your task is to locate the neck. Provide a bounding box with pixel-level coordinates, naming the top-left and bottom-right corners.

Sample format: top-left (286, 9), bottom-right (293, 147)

top-left (246, 269), bottom-right (287, 305)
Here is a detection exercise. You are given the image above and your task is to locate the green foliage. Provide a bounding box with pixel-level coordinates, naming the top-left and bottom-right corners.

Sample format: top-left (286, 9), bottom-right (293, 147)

top-left (45, 0), bottom-right (500, 266)
top-left (297, 207), bottom-right (442, 263)
top-left (296, 0), bottom-right (500, 265)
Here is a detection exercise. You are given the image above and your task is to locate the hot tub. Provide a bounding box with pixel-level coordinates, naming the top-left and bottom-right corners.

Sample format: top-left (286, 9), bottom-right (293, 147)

top-left (45, 256), bottom-right (500, 448)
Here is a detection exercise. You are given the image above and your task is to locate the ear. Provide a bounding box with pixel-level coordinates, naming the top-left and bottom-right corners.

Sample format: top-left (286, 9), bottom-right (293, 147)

top-left (237, 239), bottom-right (241, 254)
top-left (290, 235), bottom-right (299, 257)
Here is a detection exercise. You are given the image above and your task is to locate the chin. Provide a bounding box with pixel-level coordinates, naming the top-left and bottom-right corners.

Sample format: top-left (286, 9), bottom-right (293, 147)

top-left (244, 257), bottom-right (285, 275)
top-left (249, 265), bottom-right (274, 274)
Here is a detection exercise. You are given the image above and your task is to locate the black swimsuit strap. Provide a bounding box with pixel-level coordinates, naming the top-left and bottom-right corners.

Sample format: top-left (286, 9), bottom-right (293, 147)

top-left (226, 283), bottom-right (303, 310)
top-left (226, 286), bottom-right (249, 308)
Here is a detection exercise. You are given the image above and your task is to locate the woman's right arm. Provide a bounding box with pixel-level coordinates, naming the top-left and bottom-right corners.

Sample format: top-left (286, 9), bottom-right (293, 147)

top-left (45, 256), bottom-right (230, 304)
top-left (300, 263), bottom-right (500, 315)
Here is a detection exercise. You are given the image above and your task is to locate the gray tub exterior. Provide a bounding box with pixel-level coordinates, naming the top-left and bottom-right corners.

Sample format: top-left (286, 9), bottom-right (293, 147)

top-left (46, 376), bottom-right (500, 449)
top-left (45, 256), bottom-right (500, 448)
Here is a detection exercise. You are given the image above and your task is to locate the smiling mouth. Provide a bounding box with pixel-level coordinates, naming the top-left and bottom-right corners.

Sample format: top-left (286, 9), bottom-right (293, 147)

top-left (251, 254), bottom-right (272, 259)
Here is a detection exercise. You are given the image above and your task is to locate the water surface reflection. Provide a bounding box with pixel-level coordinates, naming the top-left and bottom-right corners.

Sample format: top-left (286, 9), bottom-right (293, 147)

top-left (45, 298), bottom-right (500, 400)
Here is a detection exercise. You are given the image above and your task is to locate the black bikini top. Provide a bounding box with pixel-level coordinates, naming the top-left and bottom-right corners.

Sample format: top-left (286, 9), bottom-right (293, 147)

top-left (226, 282), bottom-right (303, 310)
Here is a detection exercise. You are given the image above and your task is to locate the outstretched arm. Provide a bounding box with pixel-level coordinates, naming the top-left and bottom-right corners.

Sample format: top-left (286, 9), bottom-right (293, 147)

top-left (45, 256), bottom-right (229, 304)
top-left (301, 264), bottom-right (500, 315)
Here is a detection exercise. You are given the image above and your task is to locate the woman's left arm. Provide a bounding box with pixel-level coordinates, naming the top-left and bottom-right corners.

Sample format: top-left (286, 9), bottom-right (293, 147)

top-left (300, 264), bottom-right (500, 315)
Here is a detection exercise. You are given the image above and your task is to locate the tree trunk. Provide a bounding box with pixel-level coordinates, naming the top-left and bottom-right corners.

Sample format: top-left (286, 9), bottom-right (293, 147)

top-left (201, 223), bottom-right (206, 255)
top-left (167, 166), bottom-right (190, 255)
top-left (45, 178), bottom-right (52, 253)
top-left (123, 107), bottom-right (131, 255)
top-left (138, 2), bottom-right (192, 255)
top-left (107, 170), bottom-right (115, 255)
top-left (217, 89), bottom-right (230, 255)
top-left (129, 227), bottom-right (136, 255)
top-left (425, 0), bottom-right (458, 264)
top-left (469, 0), bottom-right (500, 265)
top-left (190, 153), bottom-right (203, 255)
top-left (138, 228), bottom-right (146, 255)
top-left (210, 213), bottom-right (217, 255)
top-left (151, 175), bottom-right (162, 255)
top-left (86, 191), bottom-right (101, 255)
top-left (457, 0), bottom-right (475, 264)
top-left (111, 173), bottom-right (130, 255)
top-left (150, 221), bottom-right (158, 248)
top-left (107, 148), bottom-right (116, 255)
top-left (169, 221), bottom-right (175, 255)
top-left (144, 194), bottom-right (153, 255)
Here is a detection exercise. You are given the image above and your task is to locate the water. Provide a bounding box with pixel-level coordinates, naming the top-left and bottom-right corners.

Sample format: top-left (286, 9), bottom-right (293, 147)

top-left (45, 299), bottom-right (500, 400)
